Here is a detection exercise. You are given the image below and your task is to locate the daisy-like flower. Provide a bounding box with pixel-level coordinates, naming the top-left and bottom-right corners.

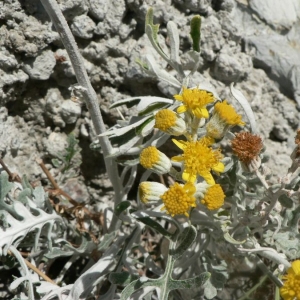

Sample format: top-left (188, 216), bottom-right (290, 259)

top-left (196, 183), bottom-right (225, 210)
top-left (206, 100), bottom-right (245, 139)
top-left (139, 181), bottom-right (167, 204)
top-left (140, 146), bottom-right (172, 175)
top-left (231, 132), bottom-right (263, 172)
top-left (160, 182), bottom-right (196, 217)
top-left (154, 109), bottom-right (186, 136)
top-left (280, 260), bottom-right (300, 300)
top-left (172, 137), bottom-right (224, 184)
top-left (174, 87), bottom-right (214, 119)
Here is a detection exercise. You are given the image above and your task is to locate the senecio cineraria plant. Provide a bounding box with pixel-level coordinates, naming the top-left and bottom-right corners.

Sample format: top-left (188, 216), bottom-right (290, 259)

top-left (1, 2), bottom-right (300, 300)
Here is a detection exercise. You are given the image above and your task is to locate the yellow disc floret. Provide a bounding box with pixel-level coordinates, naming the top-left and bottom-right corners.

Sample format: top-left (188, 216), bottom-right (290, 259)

top-left (280, 260), bottom-right (300, 300)
top-left (140, 146), bottom-right (172, 174)
top-left (174, 87), bottom-right (214, 119)
top-left (154, 109), bottom-right (186, 136)
top-left (206, 100), bottom-right (245, 139)
top-left (155, 109), bottom-right (176, 131)
top-left (213, 100), bottom-right (245, 126)
top-left (201, 184), bottom-right (225, 210)
top-left (161, 182), bottom-right (196, 217)
top-left (140, 146), bottom-right (159, 168)
top-left (172, 138), bottom-right (224, 184)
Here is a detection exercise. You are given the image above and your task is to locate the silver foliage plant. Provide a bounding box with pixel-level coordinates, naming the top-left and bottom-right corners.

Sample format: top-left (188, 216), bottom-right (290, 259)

top-left (1, 2), bottom-right (300, 300)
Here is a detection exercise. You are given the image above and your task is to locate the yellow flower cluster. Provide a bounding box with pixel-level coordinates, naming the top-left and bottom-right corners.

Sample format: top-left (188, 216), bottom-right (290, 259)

top-left (160, 182), bottom-right (196, 217)
top-left (138, 87), bottom-right (245, 217)
top-left (280, 260), bottom-right (300, 300)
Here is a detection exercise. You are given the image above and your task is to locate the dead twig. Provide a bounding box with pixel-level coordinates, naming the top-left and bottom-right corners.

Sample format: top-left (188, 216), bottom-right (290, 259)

top-left (8, 250), bottom-right (57, 285)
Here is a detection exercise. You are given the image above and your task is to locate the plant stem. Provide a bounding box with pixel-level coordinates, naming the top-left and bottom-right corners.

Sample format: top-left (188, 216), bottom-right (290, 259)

top-left (238, 275), bottom-right (268, 300)
top-left (39, 0), bottom-right (125, 231)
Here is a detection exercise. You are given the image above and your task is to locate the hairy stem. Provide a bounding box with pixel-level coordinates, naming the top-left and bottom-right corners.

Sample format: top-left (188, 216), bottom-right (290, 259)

top-left (40, 0), bottom-right (124, 231)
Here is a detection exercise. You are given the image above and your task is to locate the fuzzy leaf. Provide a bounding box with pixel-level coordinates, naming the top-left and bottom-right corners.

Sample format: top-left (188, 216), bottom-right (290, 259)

top-left (115, 201), bottom-right (131, 217)
top-left (190, 15), bottom-right (201, 52)
top-left (44, 247), bottom-right (74, 259)
top-left (223, 232), bottom-right (246, 245)
top-left (0, 203), bottom-right (62, 255)
top-left (0, 172), bottom-right (13, 203)
top-left (109, 272), bottom-right (139, 286)
top-left (99, 116), bottom-right (153, 138)
top-left (171, 226), bottom-right (197, 260)
top-left (21, 175), bottom-right (33, 192)
top-left (145, 8), bottom-right (160, 45)
top-left (0, 175), bottom-right (63, 255)
top-left (168, 272), bottom-right (210, 290)
top-left (98, 231), bottom-right (118, 252)
top-left (110, 97), bottom-right (142, 109)
top-left (145, 54), bottom-right (181, 88)
top-left (137, 98), bottom-right (173, 116)
top-left (230, 84), bottom-right (257, 133)
top-left (145, 8), bottom-right (168, 61)
top-left (167, 21), bottom-right (180, 63)
top-left (203, 279), bottom-right (217, 299)
top-left (132, 215), bottom-right (174, 239)
top-left (116, 157), bottom-right (140, 167)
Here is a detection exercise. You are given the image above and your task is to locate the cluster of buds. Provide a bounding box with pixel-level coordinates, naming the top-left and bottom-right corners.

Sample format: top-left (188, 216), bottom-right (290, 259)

top-left (138, 86), bottom-right (261, 218)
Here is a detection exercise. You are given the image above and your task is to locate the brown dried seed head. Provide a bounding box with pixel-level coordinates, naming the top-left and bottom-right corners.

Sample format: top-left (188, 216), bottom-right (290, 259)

top-left (231, 132), bottom-right (263, 164)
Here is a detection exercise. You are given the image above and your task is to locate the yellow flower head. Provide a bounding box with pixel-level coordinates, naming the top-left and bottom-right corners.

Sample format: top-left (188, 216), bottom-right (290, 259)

top-left (200, 184), bottom-right (225, 210)
top-left (140, 146), bottom-right (171, 174)
top-left (172, 138), bottom-right (224, 184)
top-left (161, 182), bottom-right (196, 217)
top-left (139, 181), bottom-right (167, 204)
top-left (174, 87), bottom-right (214, 119)
top-left (280, 260), bottom-right (300, 300)
top-left (154, 109), bottom-right (186, 136)
top-left (206, 100), bottom-right (245, 139)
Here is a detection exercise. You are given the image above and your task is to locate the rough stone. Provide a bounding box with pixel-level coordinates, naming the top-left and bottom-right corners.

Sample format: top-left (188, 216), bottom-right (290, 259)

top-left (42, 132), bottom-right (68, 158)
top-left (22, 49), bottom-right (56, 80)
top-left (201, 15), bottom-right (225, 61)
top-left (172, 0), bottom-right (212, 14)
top-left (0, 107), bottom-right (42, 179)
top-left (125, 33), bottom-right (169, 87)
top-left (0, 69), bottom-right (29, 104)
top-left (94, 0), bottom-right (126, 36)
top-left (59, 0), bottom-right (89, 21)
top-left (45, 88), bottom-right (66, 128)
top-left (212, 46), bottom-right (252, 83)
top-left (88, 0), bottom-right (108, 21)
top-left (60, 100), bottom-right (82, 124)
top-left (244, 34), bottom-right (300, 108)
top-left (0, 49), bottom-right (18, 70)
top-left (70, 15), bottom-right (96, 39)
top-left (249, 0), bottom-right (299, 31)
top-left (126, 0), bottom-right (173, 24)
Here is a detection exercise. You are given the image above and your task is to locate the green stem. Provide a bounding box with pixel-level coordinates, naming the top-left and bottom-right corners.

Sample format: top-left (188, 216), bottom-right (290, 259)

top-left (238, 275), bottom-right (268, 300)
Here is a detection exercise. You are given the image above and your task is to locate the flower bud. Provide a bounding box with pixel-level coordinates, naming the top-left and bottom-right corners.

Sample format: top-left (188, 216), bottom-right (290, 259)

top-left (139, 182), bottom-right (167, 204)
top-left (206, 100), bottom-right (245, 139)
top-left (195, 182), bottom-right (225, 210)
top-left (140, 146), bottom-right (172, 174)
top-left (154, 109), bottom-right (186, 136)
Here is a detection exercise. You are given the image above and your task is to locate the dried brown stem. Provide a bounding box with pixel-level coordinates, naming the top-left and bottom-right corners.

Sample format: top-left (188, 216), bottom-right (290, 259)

top-left (0, 157), bottom-right (22, 183)
top-left (8, 250), bottom-right (57, 285)
top-left (36, 158), bottom-right (79, 206)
